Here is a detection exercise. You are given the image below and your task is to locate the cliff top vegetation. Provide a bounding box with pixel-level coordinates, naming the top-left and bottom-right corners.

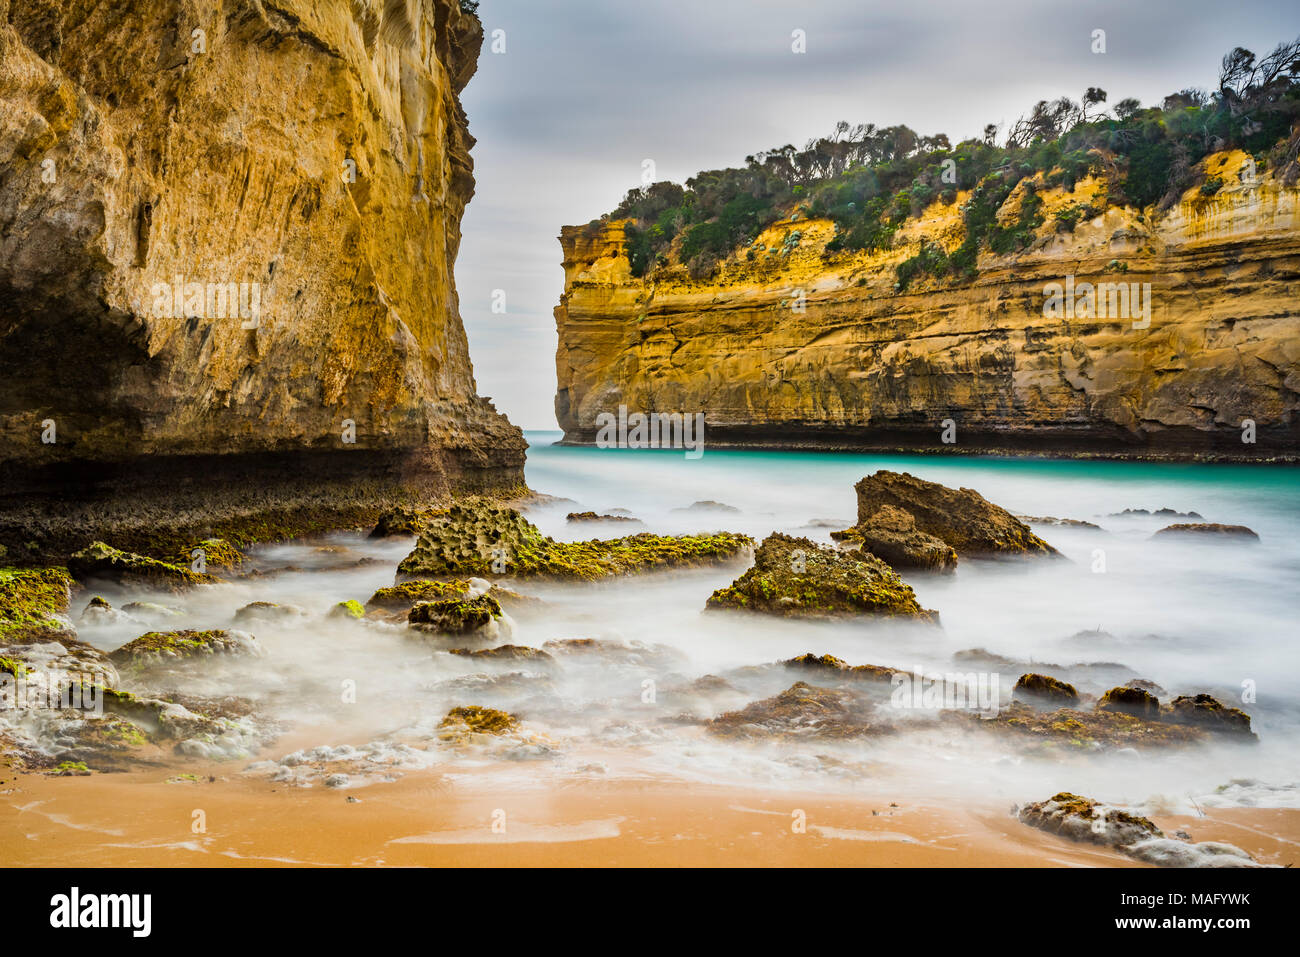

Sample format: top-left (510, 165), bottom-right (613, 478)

top-left (601, 38), bottom-right (1300, 287)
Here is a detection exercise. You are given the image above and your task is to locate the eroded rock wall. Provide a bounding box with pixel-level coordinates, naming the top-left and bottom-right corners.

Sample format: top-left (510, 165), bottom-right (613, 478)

top-left (555, 152), bottom-right (1300, 458)
top-left (0, 0), bottom-right (525, 552)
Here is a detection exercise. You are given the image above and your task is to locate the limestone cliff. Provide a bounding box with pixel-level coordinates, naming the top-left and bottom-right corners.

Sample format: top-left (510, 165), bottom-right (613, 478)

top-left (0, 0), bottom-right (524, 553)
top-left (555, 151), bottom-right (1300, 458)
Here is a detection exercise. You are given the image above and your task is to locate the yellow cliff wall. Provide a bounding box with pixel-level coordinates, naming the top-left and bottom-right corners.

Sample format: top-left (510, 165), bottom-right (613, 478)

top-left (555, 151), bottom-right (1299, 458)
top-left (0, 0), bottom-right (523, 488)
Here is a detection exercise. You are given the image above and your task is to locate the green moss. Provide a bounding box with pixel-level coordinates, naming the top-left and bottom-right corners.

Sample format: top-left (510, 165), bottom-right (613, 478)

top-left (398, 503), bottom-right (751, 581)
top-left (1013, 673), bottom-right (1080, 705)
top-left (706, 533), bottom-right (934, 620)
top-left (331, 599), bottom-right (365, 619)
top-left (108, 630), bottom-right (251, 674)
top-left (367, 579), bottom-right (471, 610)
top-left (68, 542), bottom-right (214, 589)
top-left (50, 760), bottom-right (91, 776)
top-left (0, 655), bottom-right (29, 677)
top-left (175, 538), bottom-right (243, 571)
top-left (0, 566), bottom-right (74, 642)
top-left (409, 595), bottom-right (502, 634)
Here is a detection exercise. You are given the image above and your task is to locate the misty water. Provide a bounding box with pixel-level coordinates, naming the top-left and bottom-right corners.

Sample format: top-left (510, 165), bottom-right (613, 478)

top-left (64, 431), bottom-right (1300, 814)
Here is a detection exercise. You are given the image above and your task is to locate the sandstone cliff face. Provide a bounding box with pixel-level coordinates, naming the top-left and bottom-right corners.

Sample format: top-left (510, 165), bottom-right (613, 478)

top-left (555, 151), bottom-right (1300, 458)
top-left (0, 0), bottom-right (523, 503)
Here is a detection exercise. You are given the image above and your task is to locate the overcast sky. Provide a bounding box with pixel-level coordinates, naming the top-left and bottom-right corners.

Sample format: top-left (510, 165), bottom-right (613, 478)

top-left (455, 0), bottom-right (1300, 430)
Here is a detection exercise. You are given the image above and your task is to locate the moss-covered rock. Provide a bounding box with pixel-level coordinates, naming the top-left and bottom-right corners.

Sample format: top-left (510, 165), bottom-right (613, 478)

top-left (397, 502), bottom-right (751, 580)
top-left (841, 505), bottom-right (958, 573)
top-left (439, 705), bottom-right (520, 737)
top-left (708, 681), bottom-right (880, 740)
top-left (781, 652), bottom-right (901, 686)
top-left (175, 538), bottom-right (244, 571)
top-left (1164, 694), bottom-right (1256, 738)
top-left (0, 566), bottom-right (74, 642)
top-left (409, 595), bottom-right (502, 634)
top-left (108, 629), bottom-right (262, 673)
top-left (566, 511), bottom-right (641, 524)
top-left (1153, 523), bottom-right (1259, 541)
top-left (233, 601), bottom-right (306, 623)
top-left (705, 533), bottom-right (936, 620)
top-left (329, 599), bottom-right (365, 620)
top-left (1019, 792), bottom-right (1162, 846)
top-left (954, 700), bottom-right (1204, 751)
top-left (1097, 685), bottom-right (1160, 719)
top-left (854, 471), bottom-right (1058, 557)
top-left (366, 579), bottom-right (471, 610)
top-left (369, 505), bottom-right (447, 538)
top-left (68, 542), bottom-right (214, 590)
top-left (1013, 673), bottom-right (1080, 707)
top-left (119, 601), bottom-right (185, 621)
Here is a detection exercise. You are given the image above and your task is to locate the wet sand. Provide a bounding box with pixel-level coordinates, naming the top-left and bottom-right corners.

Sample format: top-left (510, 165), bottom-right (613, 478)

top-left (4, 764), bottom-right (1296, 867)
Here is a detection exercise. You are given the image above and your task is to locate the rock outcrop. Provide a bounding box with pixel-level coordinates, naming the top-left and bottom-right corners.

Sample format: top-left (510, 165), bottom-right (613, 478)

top-left (0, 0), bottom-right (524, 558)
top-left (554, 152), bottom-right (1300, 459)
top-left (836, 504), bottom-right (958, 572)
top-left (854, 471), bottom-right (1057, 558)
top-left (705, 532), bottom-right (936, 620)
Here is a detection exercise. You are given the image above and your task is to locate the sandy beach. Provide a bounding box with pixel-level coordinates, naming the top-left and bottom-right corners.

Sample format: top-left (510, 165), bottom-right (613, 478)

top-left (3, 763), bottom-right (1296, 868)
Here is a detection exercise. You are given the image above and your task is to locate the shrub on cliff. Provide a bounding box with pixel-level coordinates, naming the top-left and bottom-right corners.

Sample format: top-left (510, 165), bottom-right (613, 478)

top-left (603, 36), bottom-right (1300, 276)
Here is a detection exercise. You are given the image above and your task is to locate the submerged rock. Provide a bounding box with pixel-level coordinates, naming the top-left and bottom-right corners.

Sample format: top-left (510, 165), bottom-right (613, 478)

top-left (959, 701), bottom-right (1204, 751)
top-left (672, 500), bottom-right (740, 514)
top-left (1018, 515), bottom-right (1103, 530)
top-left (708, 681), bottom-right (880, 740)
top-left (1097, 686), bottom-right (1160, 719)
top-left (68, 542), bottom-right (214, 590)
top-left (1092, 686), bottom-right (1164, 717)
top-left (1019, 792), bottom-right (1261, 867)
top-left (109, 629), bottom-right (262, 673)
top-left (541, 638), bottom-right (686, 672)
top-left (853, 471), bottom-right (1058, 558)
top-left (1020, 791), bottom-right (1161, 846)
top-left (397, 502), bottom-right (750, 580)
top-left (329, 600), bottom-right (365, 620)
top-left (780, 653), bottom-right (901, 687)
top-left (1153, 523), bottom-right (1259, 540)
top-left (1164, 694), bottom-right (1256, 738)
top-left (1110, 508), bottom-right (1204, 519)
top-left (409, 595), bottom-right (503, 635)
top-left (1013, 673), bottom-right (1080, 707)
top-left (566, 511), bottom-right (641, 524)
top-left (77, 596), bottom-right (126, 627)
top-left (843, 504), bottom-right (958, 573)
top-left (706, 533), bottom-right (936, 620)
top-left (449, 645), bottom-right (554, 665)
top-left (120, 601), bottom-right (185, 622)
top-left (234, 601), bottom-right (306, 623)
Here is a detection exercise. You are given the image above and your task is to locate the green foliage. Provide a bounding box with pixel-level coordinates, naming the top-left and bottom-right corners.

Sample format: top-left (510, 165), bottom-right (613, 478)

top-left (604, 37), bottom-right (1300, 277)
top-left (895, 240), bottom-right (950, 292)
